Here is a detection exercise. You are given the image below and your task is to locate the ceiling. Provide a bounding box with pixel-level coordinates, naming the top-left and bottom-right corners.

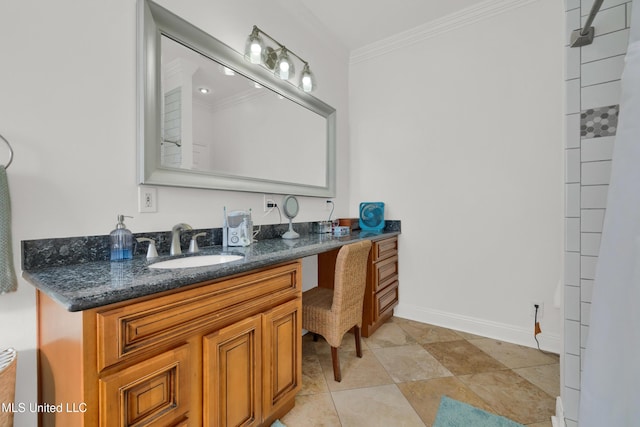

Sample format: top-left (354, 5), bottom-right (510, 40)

top-left (298, 0), bottom-right (487, 51)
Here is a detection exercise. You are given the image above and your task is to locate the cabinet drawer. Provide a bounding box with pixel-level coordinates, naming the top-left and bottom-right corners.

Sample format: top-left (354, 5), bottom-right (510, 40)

top-left (99, 344), bottom-right (190, 427)
top-left (375, 280), bottom-right (399, 320)
top-left (372, 237), bottom-right (398, 261)
top-left (372, 255), bottom-right (399, 292)
top-left (97, 262), bottom-right (300, 370)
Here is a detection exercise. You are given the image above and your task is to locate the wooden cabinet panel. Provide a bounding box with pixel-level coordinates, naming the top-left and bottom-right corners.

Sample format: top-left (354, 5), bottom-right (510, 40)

top-left (203, 315), bottom-right (262, 427)
top-left (373, 236), bottom-right (398, 261)
top-left (99, 344), bottom-right (190, 427)
top-left (372, 254), bottom-right (399, 292)
top-left (97, 263), bottom-right (299, 370)
top-left (376, 280), bottom-right (399, 322)
top-left (262, 299), bottom-right (302, 418)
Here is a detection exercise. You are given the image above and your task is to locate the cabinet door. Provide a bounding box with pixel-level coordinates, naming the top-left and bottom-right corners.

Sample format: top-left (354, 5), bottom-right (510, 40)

top-left (99, 344), bottom-right (191, 427)
top-left (203, 315), bottom-right (262, 427)
top-left (262, 299), bottom-right (302, 418)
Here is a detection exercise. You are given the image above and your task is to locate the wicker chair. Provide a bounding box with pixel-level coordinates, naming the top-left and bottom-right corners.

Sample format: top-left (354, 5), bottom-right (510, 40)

top-left (302, 240), bottom-right (372, 382)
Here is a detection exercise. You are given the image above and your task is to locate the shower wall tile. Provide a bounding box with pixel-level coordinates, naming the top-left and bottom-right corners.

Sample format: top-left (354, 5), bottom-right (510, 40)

top-left (566, 0), bottom-right (579, 11)
top-left (566, 46), bottom-right (581, 80)
top-left (565, 319), bottom-right (581, 355)
top-left (581, 55), bottom-right (625, 86)
top-left (581, 4), bottom-right (627, 35)
top-left (566, 79), bottom-right (581, 114)
top-left (581, 255), bottom-right (598, 280)
top-left (628, 3), bottom-right (633, 27)
top-left (580, 184), bottom-right (609, 208)
top-left (581, 0), bottom-right (627, 13)
top-left (581, 232), bottom-right (602, 256)
top-left (565, 353), bottom-right (581, 389)
top-left (564, 386), bottom-right (580, 421)
top-left (581, 29), bottom-right (630, 63)
top-left (565, 285), bottom-right (581, 321)
top-left (581, 279), bottom-right (594, 303)
top-left (581, 80), bottom-right (621, 109)
top-left (581, 135), bottom-right (615, 161)
top-left (581, 208), bottom-right (605, 232)
top-left (566, 114), bottom-right (581, 148)
top-left (566, 218), bottom-right (581, 252)
top-left (566, 148), bottom-right (581, 182)
top-left (565, 252), bottom-right (581, 286)
top-left (580, 105), bottom-right (619, 139)
top-left (566, 183), bottom-right (581, 217)
top-left (581, 160), bottom-right (612, 185)
top-left (581, 302), bottom-right (592, 326)
top-left (581, 324), bottom-right (590, 349)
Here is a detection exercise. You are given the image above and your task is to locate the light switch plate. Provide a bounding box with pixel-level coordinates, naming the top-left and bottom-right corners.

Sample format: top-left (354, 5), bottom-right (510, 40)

top-left (138, 186), bottom-right (157, 213)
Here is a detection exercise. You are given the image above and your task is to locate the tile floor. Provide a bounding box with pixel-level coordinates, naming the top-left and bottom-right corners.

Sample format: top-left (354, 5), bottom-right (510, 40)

top-left (281, 317), bottom-right (559, 427)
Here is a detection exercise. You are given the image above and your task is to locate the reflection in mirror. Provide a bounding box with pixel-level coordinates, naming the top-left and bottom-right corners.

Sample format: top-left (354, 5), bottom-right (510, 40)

top-left (160, 36), bottom-right (327, 186)
top-left (139, 0), bottom-right (336, 196)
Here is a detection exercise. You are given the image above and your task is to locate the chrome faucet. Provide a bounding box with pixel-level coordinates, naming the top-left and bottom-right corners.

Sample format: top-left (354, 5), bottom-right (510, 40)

top-left (170, 223), bottom-right (192, 255)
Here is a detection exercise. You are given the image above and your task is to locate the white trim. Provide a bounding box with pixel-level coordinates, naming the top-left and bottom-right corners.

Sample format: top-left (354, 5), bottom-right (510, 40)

top-left (350, 0), bottom-right (541, 64)
top-left (551, 396), bottom-right (567, 427)
top-left (395, 302), bottom-right (561, 354)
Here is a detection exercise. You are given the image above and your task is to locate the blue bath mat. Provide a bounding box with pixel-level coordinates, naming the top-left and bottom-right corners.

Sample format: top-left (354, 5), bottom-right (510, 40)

top-left (433, 396), bottom-right (524, 427)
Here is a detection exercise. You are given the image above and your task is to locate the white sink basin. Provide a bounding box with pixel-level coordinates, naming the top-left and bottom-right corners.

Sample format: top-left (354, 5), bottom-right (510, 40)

top-left (149, 254), bottom-right (243, 269)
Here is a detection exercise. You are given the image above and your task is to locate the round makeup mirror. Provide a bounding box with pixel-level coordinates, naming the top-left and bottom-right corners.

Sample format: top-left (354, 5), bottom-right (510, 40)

top-left (282, 195), bottom-right (300, 239)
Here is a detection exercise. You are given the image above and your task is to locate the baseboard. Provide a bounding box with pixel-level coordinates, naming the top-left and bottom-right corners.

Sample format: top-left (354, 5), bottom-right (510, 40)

top-left (395, 303), bottom-right (561, 354)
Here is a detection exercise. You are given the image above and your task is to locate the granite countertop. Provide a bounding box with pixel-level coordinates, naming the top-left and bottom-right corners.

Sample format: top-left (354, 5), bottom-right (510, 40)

top-left (23, 230), bottom-right (399, 312)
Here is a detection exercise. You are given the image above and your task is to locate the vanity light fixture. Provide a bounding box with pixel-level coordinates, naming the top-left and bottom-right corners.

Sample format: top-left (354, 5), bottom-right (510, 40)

top-left (243, 25), bottom-right (316, 92)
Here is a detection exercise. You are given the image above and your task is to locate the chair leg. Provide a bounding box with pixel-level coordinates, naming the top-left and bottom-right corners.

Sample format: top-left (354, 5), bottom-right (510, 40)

top-left (331, 347), bottom-right (342, 382)
top-left (354, 326), bottom-right (363, 358)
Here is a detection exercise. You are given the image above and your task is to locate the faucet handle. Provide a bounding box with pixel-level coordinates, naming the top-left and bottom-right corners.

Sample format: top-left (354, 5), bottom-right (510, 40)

top-left (188, 232), bottom-right (207, 254)
top-left (136, 237), bottom-right (158, 259)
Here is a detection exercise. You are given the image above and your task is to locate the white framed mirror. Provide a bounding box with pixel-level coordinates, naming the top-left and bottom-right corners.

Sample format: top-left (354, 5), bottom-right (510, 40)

top-left (138, 0), bottom-right (337, 197)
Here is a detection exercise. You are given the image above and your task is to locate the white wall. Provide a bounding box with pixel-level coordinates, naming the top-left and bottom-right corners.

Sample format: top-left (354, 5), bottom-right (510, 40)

top-left (0, 1), bottom-right (349, 425)
top-left (349, 0), bottom-right (565, 350)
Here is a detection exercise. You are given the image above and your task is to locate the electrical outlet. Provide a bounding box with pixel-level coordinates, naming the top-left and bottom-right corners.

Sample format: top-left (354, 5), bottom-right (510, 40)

top-left (325, 199), bottom-right (334, 210)
top-left (530, 302), bottom-right (544, 320)
top-left (263, 194), bottom-right (276, 212)
top-left (138, 186), bottom-right (157, 213)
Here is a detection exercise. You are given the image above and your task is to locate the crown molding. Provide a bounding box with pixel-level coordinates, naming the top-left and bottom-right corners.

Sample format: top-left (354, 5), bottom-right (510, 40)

top-left (350, 0), bottom-right (540, 64)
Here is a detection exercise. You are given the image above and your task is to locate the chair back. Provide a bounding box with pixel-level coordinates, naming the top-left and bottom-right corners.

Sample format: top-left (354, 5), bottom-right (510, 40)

top-left (331, 240), bottom-right (372, 326)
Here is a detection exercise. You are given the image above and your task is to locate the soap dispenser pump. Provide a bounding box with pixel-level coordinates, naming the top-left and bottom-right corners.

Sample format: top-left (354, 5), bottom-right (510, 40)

top-left (110, 215), bottom-right (134, 261)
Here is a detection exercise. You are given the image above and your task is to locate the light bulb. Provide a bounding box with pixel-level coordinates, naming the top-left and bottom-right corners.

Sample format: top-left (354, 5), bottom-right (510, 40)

top-left (299, 64), bottom-right (315, 92)
top-left (250, 43), bottom-right (263, 64)
top-left (244, 26), bottom-right (264, 65)
top-left (274, 48), bottom-right (294, 80)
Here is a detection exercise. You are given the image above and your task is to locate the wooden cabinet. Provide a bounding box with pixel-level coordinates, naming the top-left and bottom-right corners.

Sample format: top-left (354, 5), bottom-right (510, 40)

top-left (37, 261), bottom-right (302, 427)
top-left (317, 235), bottom-right (399, 338)
top-left (362, 236), bottom-right (399, 337)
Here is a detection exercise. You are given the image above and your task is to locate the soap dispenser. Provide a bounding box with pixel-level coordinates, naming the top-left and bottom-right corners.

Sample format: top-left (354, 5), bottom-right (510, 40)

top-left (110, 215), bottom-right (134, 261)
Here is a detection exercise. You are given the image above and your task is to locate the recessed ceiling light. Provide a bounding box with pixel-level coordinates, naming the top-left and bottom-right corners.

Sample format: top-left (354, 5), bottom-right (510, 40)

top-left (198, 87), bottom-right (210, 94)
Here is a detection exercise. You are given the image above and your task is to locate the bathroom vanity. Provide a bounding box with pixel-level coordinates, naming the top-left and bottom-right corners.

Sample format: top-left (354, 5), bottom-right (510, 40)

top-left (24, 229), bottom-right (400, 427)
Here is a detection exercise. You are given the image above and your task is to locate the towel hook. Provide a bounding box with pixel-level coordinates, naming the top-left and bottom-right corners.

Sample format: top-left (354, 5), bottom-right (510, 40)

top-left (0, 133), bottom-right (13, 169)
